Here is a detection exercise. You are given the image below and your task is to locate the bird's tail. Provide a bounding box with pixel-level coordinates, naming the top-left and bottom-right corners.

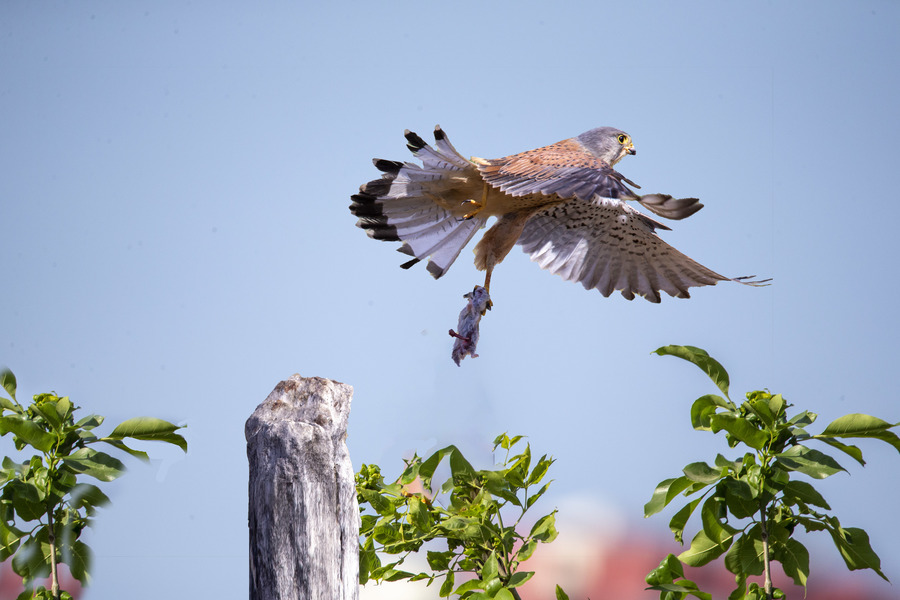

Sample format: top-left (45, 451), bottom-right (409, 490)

top-left (637, 194), bottom-right (704, 221)
top-left (350, 126), bottom-right (487, 278)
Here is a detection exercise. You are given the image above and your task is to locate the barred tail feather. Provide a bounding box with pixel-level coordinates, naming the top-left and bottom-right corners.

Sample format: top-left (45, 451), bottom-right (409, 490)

top-left (350, 126), bottom-right (485, 278)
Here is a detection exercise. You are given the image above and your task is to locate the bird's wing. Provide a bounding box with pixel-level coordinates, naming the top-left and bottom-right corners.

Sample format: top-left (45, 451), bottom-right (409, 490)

top-left (477, 138), bottom-right (640, 202)
top-left (517, 197), bottom-right (743, 302)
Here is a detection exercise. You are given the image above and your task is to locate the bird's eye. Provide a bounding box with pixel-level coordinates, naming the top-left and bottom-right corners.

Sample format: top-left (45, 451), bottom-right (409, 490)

top-left (617, 134), bottom-right (629, 145)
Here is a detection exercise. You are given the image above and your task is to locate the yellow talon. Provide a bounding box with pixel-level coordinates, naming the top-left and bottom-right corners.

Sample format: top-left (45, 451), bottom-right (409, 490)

top-left (460, 198), bottom-right (484, 220)
top-left (460, 180), bottom-right (491, 220)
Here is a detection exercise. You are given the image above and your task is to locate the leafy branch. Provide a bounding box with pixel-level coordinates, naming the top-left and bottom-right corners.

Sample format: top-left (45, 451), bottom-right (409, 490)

top-left (643, 345), bottom-right (899, 600)
top-left (0, 368), bottom-right (187, 600)
top-left (356, 433), bottom-right (569, 600)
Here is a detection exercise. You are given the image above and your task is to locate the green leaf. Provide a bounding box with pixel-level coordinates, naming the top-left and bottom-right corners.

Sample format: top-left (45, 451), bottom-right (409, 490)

top-left (683, 462), bottom-right (722, 484)
top-left (362, 500), bottom-right (396, 527)
top-left (517, 539), bottom-right (537, 561)
top-left (525, 481), bottom-right (551, 510)
top-left (794, 514), bottom-right (827, 533)
top-left (530, 512), bottom-right (558, 543)
top-left (647, 582), bottom-right (712, 600)
top-left (788, 410), bottom-right (817, 428)
top-left (482, 550), bottom-right (499, 580)
top-left (678, 529), bottom-right (732, 567)
top-left (505, 444), bottom-right (531, 487)
top-left (0, 416), bottom-right (55, 452)
top-left (724, 525), bottom-right (764, 576)
top-left (449, 448), bottom-right (477, 485)
top-left (427, 550), bottom-right (451, 572)
top-left (527, 454), bottom-right (553, 486)
top-left (654, 345), bottom-right (731, 399)
top-left (493, 433), bottom-right (523, 451)
top-left (62, 448), bottom-right (127, 482)
top-left (454, 578), bottom-right (485, 594)
top-left (0, 396), bottom-right (19, 413)
top-left (779, 538), bottom-right (809, 589)
top-left (507, 571), bottom-right (533, 588)
top-left (407, 496), bottom-right (431, 531)
top-left (813, 437), bottom-right (865, 466)
top-left (0, 520), bottom-right (23, 561)
top-left (775, 445), bottom-right (846, 479)
top-left (691, 394), bottom-right (728, 430)
top-left (440, 516), bottom-right (486, 542)
top-left (721, 478), bottom-right (757, 519)
top-left (381, 568), bottom-right (415, 582)
top-left (1, 369), bottom-right (17, 402)
top-left (767, 394), bottom-right (785, 419)
top-left (99, 438), bottom-right (150, 462)
top-left (669, 498), bottom-right (701, 544)
top-left (700, 497), bottom-right (738, 548)
top-left (482, 471), bottom-right (518, 504)
top-left (782, 480), bottom-right (830, 509)
top-left (645, 553), bottom-right (685, 586)
top-left (826, 526), bottom-right (888, 580)
top-left (358, 544), bottom-right (371, 584)
top-left (820, 413), bottom-right (894, 436)
top-left (31, 402), bottom-right (63, 431)
top-left (555, 584), bottom-right (570, 600)
top-left (54, 396), bottom-right (73, 422)
top-left (11, 528), bottom-right (52, 581)
top-left (7, 479), bottom-right (45, 521)
top-left (494, 588), bottom-right (516, 600)
top-left (816, 413), bottom-right (900, 455)
top-left (104, 417), bottom-right (187, 452)
top-left (644, 476), bottom-right (693, 517)
top-left (75, 414), bottom-right (104, 429)
top-left (439, 571), bottom-right (454, 597)
top-left (65, 540), bottom-right (92, 585)
top-left (418, 446), bottom-right (456, 489)
top-left (709, 414), bottom-right (769, 450)
top-left (69, 483), bottom-right (112, 511)
top-left (644, 556), bottom-right (714, 600)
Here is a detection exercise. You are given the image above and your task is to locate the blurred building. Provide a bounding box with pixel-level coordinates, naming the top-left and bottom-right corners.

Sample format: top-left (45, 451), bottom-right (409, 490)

top-left (0, 562), bottom-right (82, 600)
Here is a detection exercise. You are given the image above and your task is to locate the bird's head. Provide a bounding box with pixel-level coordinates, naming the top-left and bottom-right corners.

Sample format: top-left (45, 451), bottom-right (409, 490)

top-left (577, 127), bottom-right (635, 166)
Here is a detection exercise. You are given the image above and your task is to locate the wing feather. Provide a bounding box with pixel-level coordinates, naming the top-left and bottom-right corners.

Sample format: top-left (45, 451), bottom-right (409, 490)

top-left (517, 197), bottom-right (739, 303)
top-left (478, 138), bottom-right (639, 201)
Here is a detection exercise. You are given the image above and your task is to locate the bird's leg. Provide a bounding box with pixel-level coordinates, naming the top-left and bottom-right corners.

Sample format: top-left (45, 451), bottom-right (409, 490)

top-left (481, 269), bottom-right (493, 313)
top-left (460, 181), bottom-right (490, 220)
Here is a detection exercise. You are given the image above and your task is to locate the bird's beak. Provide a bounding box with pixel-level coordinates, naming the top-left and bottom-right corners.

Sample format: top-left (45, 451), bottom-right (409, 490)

top-left (627, 143), bottom-right (636, 156)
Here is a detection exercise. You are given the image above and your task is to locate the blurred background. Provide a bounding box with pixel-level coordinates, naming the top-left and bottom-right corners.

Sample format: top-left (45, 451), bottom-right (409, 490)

top-left (2, 2), bottom-right (898, 598)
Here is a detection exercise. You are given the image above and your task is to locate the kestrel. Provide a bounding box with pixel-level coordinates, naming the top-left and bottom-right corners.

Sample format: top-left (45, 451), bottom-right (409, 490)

top-left (350, 126), bottom-right (767, 302)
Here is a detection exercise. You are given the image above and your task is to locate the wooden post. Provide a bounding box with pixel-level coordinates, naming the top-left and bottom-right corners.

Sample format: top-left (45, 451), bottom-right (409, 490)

top-left (246, 375), bottom-right (358, 600)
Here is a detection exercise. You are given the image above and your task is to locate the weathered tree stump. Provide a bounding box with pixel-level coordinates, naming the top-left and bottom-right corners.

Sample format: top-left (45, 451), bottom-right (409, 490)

top-left (246, 375), bottom-right (358, 600)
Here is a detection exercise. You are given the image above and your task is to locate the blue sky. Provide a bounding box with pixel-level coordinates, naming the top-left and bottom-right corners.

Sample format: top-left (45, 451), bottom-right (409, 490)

top-left (2, 2), bottom-right (899, 598)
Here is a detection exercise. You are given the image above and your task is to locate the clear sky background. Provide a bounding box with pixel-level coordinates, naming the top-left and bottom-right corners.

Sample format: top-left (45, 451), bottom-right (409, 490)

top-left (2, 2), bottom-right (899, 599)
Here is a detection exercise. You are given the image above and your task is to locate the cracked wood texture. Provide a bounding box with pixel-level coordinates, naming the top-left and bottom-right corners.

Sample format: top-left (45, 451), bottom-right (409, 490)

top-left (246, 375), bottom-right (358, 600)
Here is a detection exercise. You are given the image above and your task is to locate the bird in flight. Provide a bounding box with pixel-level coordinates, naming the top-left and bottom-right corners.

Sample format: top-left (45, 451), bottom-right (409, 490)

top-left (350, 126), bottom-right (767, 303)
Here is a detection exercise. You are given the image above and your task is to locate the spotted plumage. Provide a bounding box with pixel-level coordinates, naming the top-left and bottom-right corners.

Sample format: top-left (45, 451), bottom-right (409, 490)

top-left (349, 125), bottom-right (768, 302)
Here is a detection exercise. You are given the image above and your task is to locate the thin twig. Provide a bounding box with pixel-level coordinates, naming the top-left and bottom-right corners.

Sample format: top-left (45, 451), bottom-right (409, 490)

top-left (47, 508), bottom-right (59, 600)
top-left (760, 503), bottom-right (773, 600)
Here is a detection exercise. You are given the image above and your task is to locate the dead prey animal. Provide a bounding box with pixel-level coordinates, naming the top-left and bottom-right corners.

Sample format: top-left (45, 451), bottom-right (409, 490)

top-left (449, 286), bottom-right (491, 366)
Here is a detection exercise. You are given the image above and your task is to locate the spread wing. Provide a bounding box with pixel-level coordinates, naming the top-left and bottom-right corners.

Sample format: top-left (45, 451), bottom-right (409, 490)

top-left (517, 197), bottom-right (747, 302)
top-left (477, 138), bottom-right (640, 202)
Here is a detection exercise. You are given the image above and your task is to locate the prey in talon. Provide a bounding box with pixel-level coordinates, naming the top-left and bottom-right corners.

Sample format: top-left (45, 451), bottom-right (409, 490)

top-left (449, 286), bottom-right (491, 366)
